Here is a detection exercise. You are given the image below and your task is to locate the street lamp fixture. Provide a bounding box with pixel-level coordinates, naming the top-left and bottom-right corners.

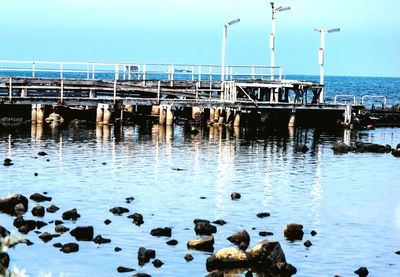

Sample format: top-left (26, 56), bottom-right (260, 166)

top-left (270, 2), bottom-right (290, 80)
top-left (221, 18), bottom-right (240, 81)
top-left (314, 27), bottom-right (340, 103)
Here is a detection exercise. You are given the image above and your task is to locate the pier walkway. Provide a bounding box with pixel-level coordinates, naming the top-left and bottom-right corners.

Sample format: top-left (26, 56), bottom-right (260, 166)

top-left (0, 60), bottom-right (378, 127)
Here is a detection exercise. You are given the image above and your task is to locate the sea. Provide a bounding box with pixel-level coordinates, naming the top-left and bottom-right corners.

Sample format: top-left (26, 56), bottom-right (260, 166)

top-left (1, 75), bottom-right (400, 277)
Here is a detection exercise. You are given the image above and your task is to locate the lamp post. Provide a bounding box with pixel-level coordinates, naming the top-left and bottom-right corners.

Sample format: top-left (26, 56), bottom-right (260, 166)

top-left (221, 18), bottom-right (240, 81)
top-left (270, 2), bottom-right (290, 80)
top-left (314, 27), bottom-right (340, 103)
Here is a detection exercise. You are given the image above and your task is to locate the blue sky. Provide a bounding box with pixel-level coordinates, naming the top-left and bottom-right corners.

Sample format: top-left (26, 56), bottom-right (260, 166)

top-left (1, 0), bottom-right (399, 77)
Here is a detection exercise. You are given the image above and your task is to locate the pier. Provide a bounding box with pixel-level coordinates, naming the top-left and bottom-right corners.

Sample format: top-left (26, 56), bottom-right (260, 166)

top-left (0, 60), bottom-right (390, 128)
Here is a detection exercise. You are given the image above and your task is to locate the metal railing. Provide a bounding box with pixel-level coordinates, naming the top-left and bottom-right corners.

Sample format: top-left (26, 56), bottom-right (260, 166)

top-left (334, 94), bottom-right (357, 105)
top-left (362, 95), bottom-right (387, 110)
top-left (0, 60), bottom-right (282, 81)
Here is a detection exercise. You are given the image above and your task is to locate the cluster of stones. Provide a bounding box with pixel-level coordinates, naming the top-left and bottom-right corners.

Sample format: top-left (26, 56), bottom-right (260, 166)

top-left (332, 141), bottom-right (400, 157)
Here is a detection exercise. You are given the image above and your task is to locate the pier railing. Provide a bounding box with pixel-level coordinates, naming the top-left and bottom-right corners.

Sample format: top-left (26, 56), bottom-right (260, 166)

top-left (0, 60), bottom-right (282, 81)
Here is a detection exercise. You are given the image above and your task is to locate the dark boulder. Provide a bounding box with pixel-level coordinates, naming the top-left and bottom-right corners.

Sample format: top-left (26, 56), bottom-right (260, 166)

top-left (152, 259), bottom-right (164, 268)
top-left (55, 224), bottom-right (70, 233)
top-left (62, 208), bottom-right (81, 220)
top-left (355, 142), bottom-right (390, 153)
top-left (273, 262), bottom-right (297, 277)
top-left (104, 219), bottom-right (112, 225)
top-left (283, 223), bottom-right (304, 241)
top-left (206, 247), bottom-right (251, 272)
top-left (227, 229), bottom-right (250, 249)
top-left (259, 231), bottom-right (274, 237)
top-left (30, 193), bottom-right (52, 202)
top-left (187, 236), bottom-right (214, 252)
top-left (132, 273), bottom-right (151, 277)
top-left (332, 141), bottom-right (352, 153)
top-left (166, 239), bottom-right (178, 246)
top-left (310, 230), bottom-right (317, 236)
top-left (115, 247), bottom-right (122, 252)
top-left (128, 213), bottom-right (144, 226)
top-left (304, 240), bottom-right (312, 247)
top-left (53, 243), bottom-right (63, 248)
top-left (93, 235), bottom-right (111, 244)
top-left (39, 232), bottom-right (53, 243)
top-left (3, 158), bottom-right (13, 166)
top-left (0, 225), bottom-right (10, 239)
top-left (109, 207), bottom-right (129, 215)
top-left (0, 194), bottom-right (28, 215)
top-left (60, 243), bottom-right (79, 253)
top-left (354, 266), bottom-right (369, 277)
top-left (70, 226), bottom-right (94, 241)
top-left (137, 247), bottom-right (156, 266)
top-left (31, 206), bottom-right (45, 217)
top-left (36, 221), bottom-right (48, 229)
top-left (256, 212), bottom-right (271, 218)
top-left (231, 192), bottom-right (241, 200)
top-left (194, 221), bottom-right (217, 236)
top-left (117, 266), bottom-right (135, 273)
top-left (184, 253), bottom-right (194, 262)
top-left (150, 227), bottom-right (172, 237)
top-left (248, 240), bottom-right (286, 267)
top-left (391, 149), bottom-right (400, 157)
top-left (0, 252), bottom-right (10, 269)
top-left (212, 219), bottom-right (227, 226)
top-left (46, 205), bottom-right (60, 213)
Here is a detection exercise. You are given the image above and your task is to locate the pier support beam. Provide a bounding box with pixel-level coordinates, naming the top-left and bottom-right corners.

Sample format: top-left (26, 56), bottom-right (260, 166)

top-left (159, 107), bottom-right (166, 125)
top-left (288, 111), bottom-right (296, 127)
top-left (209, 108), bottom-right (216, 123)
top-left (21, 88), bottom-right (28, 98)
top-left (32, 104), bottom-right (44, 124)
top-left (96, 104), bottom-right (113, 125)
top-left (233, 111), bottom-right (241, 127)
top-left (166, 106), bottom-right (174, 126)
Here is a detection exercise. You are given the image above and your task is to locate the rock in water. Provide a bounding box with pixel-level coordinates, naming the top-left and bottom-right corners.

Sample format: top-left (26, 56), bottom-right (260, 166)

top-left (62, 208), bottom-right (81, 220)
top-left (283, 223), bottom-right (304, 241)
top-left (60, 243), bottom-right (79, 253)
top-left (227, 229), bottom-right (250, 249)
top-left (30, 193), bottom-right (52, 202)
top-left (248, 240), bottom-right (286, 266)
top-left (150, 227), bottom-right (171, 237)
top-left (70, 226), bottom-right (94, 241)
top-left (354, 267), bottom-right (369, 277)
top-left (206, 247), bottom-right (251, 272)
top-left (187, 236), bottom-right (214, 252)
top-left (0, 194), bottom-right (29, 215)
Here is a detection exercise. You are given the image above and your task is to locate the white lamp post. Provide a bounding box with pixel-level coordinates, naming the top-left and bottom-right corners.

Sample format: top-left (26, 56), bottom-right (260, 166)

top-left (221, 18), bottom-right (240, 81)
top-left (314, 27), bottom-right (340, 103)
top-left (270, 2), bottom-right (290, 80)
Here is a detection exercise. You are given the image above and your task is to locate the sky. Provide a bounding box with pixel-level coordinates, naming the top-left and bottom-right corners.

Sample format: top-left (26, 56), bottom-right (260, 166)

top-left (0, 0), bottom-right (399, 77)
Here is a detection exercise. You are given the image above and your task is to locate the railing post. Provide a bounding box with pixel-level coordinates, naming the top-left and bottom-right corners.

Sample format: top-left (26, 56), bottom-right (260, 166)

top-left (32, 62), bottom-right (36, 78)
top-left (92, 63), bottom-right (95, 79)
top-left (115, 64), bottom-right (119, 80)
top-left (113, 79), bottom-right (117, 103)
top-left (9, 78), bottom-right (12, 101)
top-left (61, 79), bottom-right (64, 103)
top-left (192, 66), bottom-right (195, 81)
top-left (157, 80), bottom-right (161, 104)
top-left (209, 65), bottom-right (212, 81)
top-left (86, 63), bottom-right (90, 79)
top-left (198, 65), bottom-right (202, 81)
top-left (60, 63), bottom-right (63, 79)
top-left (143, 64), bottom-right (147, 81)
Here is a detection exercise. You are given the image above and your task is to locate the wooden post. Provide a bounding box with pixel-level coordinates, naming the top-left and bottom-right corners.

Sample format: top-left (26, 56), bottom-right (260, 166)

top-left (159, 107), bottom-right (166, 125)
top-left (209, 108), bottom-right (215, 123)
top-left (288, 112), bottom-right (296, 127)
top-left (234, 111), bottom-right (241, 127)
top-left (31, 104), bottom-right (37, 124)
top-left (192, 106), bottom-right (201, 120)
top-left (36, 104), bottom-right (44, 124)
top-left (21, 88), bottom-right (28, 97)
top-left (166, 106), bottom-right (174, 126)
top-left (103, 104), bottom-right (112, 125)
top-left (96, 104), bottom-right (104, 124)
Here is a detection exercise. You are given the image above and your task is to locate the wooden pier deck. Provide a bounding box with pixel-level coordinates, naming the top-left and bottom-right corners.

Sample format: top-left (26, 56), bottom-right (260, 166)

top-left (0, 60), bottom-right (384, 128)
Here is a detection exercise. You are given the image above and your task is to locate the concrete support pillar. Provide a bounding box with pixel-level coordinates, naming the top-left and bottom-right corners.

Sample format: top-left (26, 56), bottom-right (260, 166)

top-left (96, 104), bottom-right (104, 124)
top-left (166, 106), bottom-right (174, 126)
top-left (103, 104), bottom-right (112, 125)
top-left (151, 105), bottom-right (160, 116)
top-left (217, 108), bottom-right (225, 125)
top-left (288, 113), bottom-right (296, 127)
top-left (31, 104), bottom-right (37, 124)
top-left (89, 90), bottom-right (96, 99)
top-left (192, 106), bottom-right (201, 120)
top-left (159, 107), bottom-right (166, 125)
top-left (209, 108), bottom-right (216, 122)
top-left (233, 111), bottom-right (241, 127)
top-left (36, 104), bottom-right (44, 124)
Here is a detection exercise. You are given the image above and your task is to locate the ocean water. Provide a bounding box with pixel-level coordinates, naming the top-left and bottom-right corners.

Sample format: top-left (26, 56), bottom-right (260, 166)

top-left (0, 75), bottom-right (400, 277)
top-left (1, 124), bottom-right (400, 277)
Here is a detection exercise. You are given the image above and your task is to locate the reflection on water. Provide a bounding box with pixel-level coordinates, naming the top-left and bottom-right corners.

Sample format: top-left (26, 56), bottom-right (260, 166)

top-left (1, 124), bottom-right (400, 276)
